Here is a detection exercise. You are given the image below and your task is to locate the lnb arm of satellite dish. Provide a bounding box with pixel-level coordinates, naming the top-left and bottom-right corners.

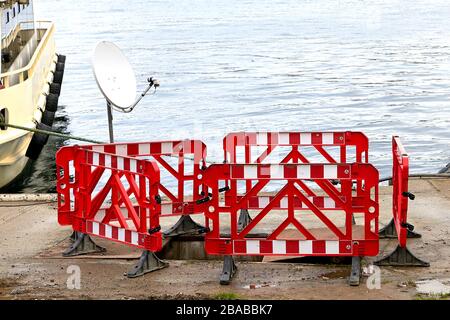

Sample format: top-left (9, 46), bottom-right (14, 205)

top-left (115, 77), bottom-right (160, 113)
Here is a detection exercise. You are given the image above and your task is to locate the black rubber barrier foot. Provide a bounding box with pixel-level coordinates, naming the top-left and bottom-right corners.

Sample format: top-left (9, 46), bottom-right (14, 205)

top-left (63, 232), bottom-right (106, 257)
top-left (379, 218), bottom-right (422, 239)
top-left (374, 245), bottom-right (430, 267)
top-left (238, 209), bottom-right (252, 232)
top-left (127, 250), bottom-right (169, 278)
top-left (348, 256), bottom-right (361, 286)
top-left (163, 215), bottom-right (208, 238)
top-left (69, 231), bottom-right (78, 242)
top-left (220, 256), bottom-right (237, 285)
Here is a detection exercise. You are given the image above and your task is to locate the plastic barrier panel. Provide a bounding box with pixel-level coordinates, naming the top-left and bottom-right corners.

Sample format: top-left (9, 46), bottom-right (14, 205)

top-left (224, 131), bottom-right (368, 164)
top-left (223, 132), bottom-right (369, 209)
top-left (201, 163), bottom-right (379, 257)
top-left (56, 145), bottom-right (162, 251)
top-left (375, 136), bottom-right (429, 267)
top-left (81, 140), bottom-right (208, 217)
top-left (56, 140), bottom-right (208, 251)
top-left (392, 136), bottom-right (410, 248)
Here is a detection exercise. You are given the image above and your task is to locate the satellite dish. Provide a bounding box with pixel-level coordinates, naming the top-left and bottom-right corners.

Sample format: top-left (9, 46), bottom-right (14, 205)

top-left (92, 41), bottom-right (159, 143)
top-left (92, 41), bottom-right (137, 108)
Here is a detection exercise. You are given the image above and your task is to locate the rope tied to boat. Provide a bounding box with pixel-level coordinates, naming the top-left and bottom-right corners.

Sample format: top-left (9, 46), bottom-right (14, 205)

top-left (1, 120), bottom-right (448, 177)
top-left (0, 120), bottom-right (205, 163)
top-left (0, 121), bottom-right (103, 144)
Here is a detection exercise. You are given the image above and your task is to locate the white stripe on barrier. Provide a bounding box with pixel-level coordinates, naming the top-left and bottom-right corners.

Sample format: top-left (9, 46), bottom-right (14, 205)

top-left (273, 240), bottom-right (286, 254)
top-left (234, 240), bottom-right (343, 255)
top-left (117, 157), bottom-right (124, 170)
top-left (92, 146), bottom-right (104, 153)
top-left (116, 145), bottom-right (128, 156)
top-left (323, 133), bottom-right (334, 144)
top-left (324, 197), bottom-right (335, 209)
top-left (271, 165), bottom-right (284, 179)
top-left (130, 160), bottom-right (137, 173)
top-left (245, 165), bottom-right (258, 179)
top-left (93, 153), bottom-right (99, 166)
top-left (92, 222), bottom-right (100, 235)
top-left (131, 232), bottom-right (139, 245)
top-left (246, 240), bottom-right (260, 254)
top-left (299, 240), bottom-right (313, 254)
top-left (301, 133), bottom-right (311, 144)
top-left (139, 143), bottom-right (151, 155)
top-left (280, 197), bottom-right (288, 209)
top-left (244, 196), bottom-right (339, 209)
top-left (297, 165), bottom-right (310, 179)
top-left (118, 229), bottom-right (125, 242)
top-left (105, 224), bottom-right (112, 238)
top-left (105, 155), bottom-right (112, 168)
top-left (325, 241), bottom-right (339, 254)
top-left (279, 133), bottom-right (289, 144)
top-left (257, 133), bottom-right (267, 145)
top-left (324, 165), bottom-right (337, 179)
top-left (162, 142), bottom-right (173, 154)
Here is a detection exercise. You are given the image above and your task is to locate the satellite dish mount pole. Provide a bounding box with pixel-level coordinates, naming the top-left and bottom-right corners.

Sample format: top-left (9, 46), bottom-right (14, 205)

top-left (107, 101), bottom-right (114, 143)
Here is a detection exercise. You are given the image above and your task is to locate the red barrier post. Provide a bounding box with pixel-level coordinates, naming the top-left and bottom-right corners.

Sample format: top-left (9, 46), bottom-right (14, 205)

top-left (375, 136), bottom-right (429, 267)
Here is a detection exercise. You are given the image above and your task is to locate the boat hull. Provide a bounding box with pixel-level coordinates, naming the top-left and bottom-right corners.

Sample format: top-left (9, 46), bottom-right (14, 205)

top-left (0, 131), bottom-right (32, 189)
top-left (0, 22), bottom-right (57, 190)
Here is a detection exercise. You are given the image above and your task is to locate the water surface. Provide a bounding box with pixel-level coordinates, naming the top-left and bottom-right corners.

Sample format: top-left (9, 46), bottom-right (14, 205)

top-left (17, 0), bottom-right (450, 192)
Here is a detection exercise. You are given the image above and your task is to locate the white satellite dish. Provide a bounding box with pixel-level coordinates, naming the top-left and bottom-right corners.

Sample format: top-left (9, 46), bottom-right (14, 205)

top-left (93, 41), bottom-right (137, 108)
top-left (92, 41), bottom-right (159, 142)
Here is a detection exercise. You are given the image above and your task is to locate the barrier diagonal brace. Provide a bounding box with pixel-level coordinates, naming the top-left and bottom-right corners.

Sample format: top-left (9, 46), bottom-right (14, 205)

top-left (378, 218), bottom-right (422, 239)
top-left (220, 256), bottom-right (237, 285)
top-left (163, 216), bottom-right (209, 238)
top-left (374, 245), bottom-right (430, 267)
top-left (127, 250), bottom-right (169, 278)
top-left (63, 232), bottom-right (106, 257)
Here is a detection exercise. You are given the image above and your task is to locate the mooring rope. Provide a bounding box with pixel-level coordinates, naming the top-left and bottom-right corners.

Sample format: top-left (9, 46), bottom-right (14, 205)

top-left (0, 120), bottom-right (204, 162)
top-left (0, 121), bottom-right (102, 144)
top-left (1, 119), bottom-right (449, 179)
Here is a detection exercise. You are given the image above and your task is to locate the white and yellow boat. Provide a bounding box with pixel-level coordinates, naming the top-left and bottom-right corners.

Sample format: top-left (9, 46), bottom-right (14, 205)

top-left (0, 0), bottom-right (64, 189)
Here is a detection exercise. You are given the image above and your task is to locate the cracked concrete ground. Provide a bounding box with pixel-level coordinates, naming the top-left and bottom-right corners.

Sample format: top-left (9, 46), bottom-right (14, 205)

top-left (0, 178), bottom-right (449, 300)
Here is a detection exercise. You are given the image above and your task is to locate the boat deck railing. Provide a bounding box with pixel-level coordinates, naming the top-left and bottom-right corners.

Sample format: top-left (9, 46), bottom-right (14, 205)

top-left (1, 20), bottom-right (22, 49)
top-left (0, 21), bottom-right (55, 88)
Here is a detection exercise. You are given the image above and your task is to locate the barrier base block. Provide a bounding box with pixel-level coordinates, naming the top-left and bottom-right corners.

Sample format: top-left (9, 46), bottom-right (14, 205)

top-left (238, 209), bottom-right (252, 232)
top-left (127, 250), bottom-right (169, 278)
top-left (63, 232), bottom-right (106, 257)
top-left (374, 245), bottom-right (430, 267)
top-left (69, 231), bottom-right (77, 242)
top-left (163, 215), bottom-right (208, 238)
top-left (379, 219), bottom-right (422, 239)
top-left (220, 256), bottom-right (237, 285)
top-left (349, 256), bottom-right (361, 286)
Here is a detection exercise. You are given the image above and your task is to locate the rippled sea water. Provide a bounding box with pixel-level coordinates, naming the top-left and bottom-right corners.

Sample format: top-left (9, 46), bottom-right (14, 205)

top-left (12, 0), bottom-right (450, 192)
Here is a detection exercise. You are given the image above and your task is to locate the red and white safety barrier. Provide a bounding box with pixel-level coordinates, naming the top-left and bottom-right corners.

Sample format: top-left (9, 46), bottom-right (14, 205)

top-left (224, 131), bottom-right (369, 164)
top-left (57, 146), bottom-right (162, 251)
top-left (392, 136), bottom-right (411, 248)
top-left (202, 162), bottom-right (379, 257)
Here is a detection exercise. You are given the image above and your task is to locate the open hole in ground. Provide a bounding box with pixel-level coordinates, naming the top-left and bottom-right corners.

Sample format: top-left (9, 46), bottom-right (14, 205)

top-left (158, 236), bottom-right (353, 265)
top-left (158, 236), bottom-right (262, 262)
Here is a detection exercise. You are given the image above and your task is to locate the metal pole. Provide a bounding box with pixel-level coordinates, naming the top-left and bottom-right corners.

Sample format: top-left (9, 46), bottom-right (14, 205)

top-left (107, 101), bottom-right (114, 143)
